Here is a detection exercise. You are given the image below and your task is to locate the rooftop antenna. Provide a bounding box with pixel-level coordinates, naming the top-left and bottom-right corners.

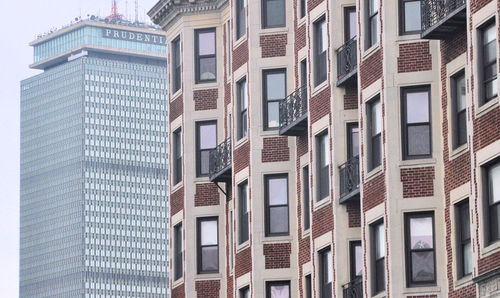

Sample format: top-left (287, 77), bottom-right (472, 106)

top-left (135, 0), bottom-right (139, 23)
top-left (107, 0), bottom-right (124, 20)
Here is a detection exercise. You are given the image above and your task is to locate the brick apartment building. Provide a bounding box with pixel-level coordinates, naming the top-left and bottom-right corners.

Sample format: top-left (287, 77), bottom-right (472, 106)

top-left (148, 0), bottom-right (500, 297)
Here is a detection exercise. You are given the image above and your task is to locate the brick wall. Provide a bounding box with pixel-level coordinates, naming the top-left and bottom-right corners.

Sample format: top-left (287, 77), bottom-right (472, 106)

top-left (360, 49), bottom-right (382, 89)
top-left (235, 247), bottom-right (252, 278)
top-left (195, 280), bottom-right (220, 298)
top-left (232, 40), bottom-right (248, 72)
top-left (234, 141), bottom-right (250, 174)
top-left (263, 243), bottom-right (292, 269)
top-left (194, 183), bottom-right (220, 207)
top-left (296, 25), bottom-right (306, 53)
top-left (473, 107), bottom-right (500, 150)
top-left (400, 167), bottom-right (435, 198)
top-left (312, 204), bottom-right (334, 239)
top-left (346, 200), bottom-right (361, 228)
top-left (170, 187), bottom-right (184, 216)
top-left (171, 284), bottom-right (185, 298)
top-left (362, 173), bottom-right (386, 212)
top-left (471, 0), bottom-right (494, 13)
top-left (194, 88), bottom-right (218, 111)
top-left (170, 95), bottom-right (183, 123)
top-left (344, 85), bottom-right (358, 110)
top-left (397, 41), bottom-right (432, 73)
top-left (262, 137), bottom-right (290, 162)
top-left (310, 86), bottom-right (331, 124)
top-left (260, 34), bottom-right (287, 58)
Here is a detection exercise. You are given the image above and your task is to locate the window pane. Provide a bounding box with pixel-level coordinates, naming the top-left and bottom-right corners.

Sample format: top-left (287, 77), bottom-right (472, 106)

top-left (410, 216), bottom-right (433, 249)
top-left (201, 151), bottom-right (210, 175)
top-left (485, 78), bottom-right (498, 99)
top-left (408, 125), bottom-right (430, 156)
top-left (456, 74), bottom-right (466, 111)
top-left (491, 204), bottom-right (500, 240)
top-left (372, 134), bottom-right (381, 168)
top-left (319, 21), bottom-right (327, 52)
top-left (199, 57), bottom-right (216, 81)
top-left (375, 223), bottom-right (385, 258)
top-left (411, 251), bottom-right (435, 282)
top-left (370, 16), bottom-right (378, 45)
top-left (240, 80), bottom-right (248, 109)
top-left (270, 284), bottom-right (289, 298)
top-left (484, 42), bottom-right (497, 65)
top-left (319, 134), bottom-right (330, 167)
top-left (483, 24), bottom-right (496, 45)
top-left (463, 242), bottom-right (472, 275)
top-left (349, 125), bottom-right (360, 158)
top-left (489, 163), bottom-right (500, 204)
top-left (326, 249), bottom-right (333, 282)
top-left (371, 100), bottom-right (381, 135)
top-left (268, 101), bottom-right (280, 128)
top-left (404, 1), bottom-right (421, 32)
top-left (348, 10), bottom-right (357, 39)
top-left (266, 73), bottom-right (286, 100)
top-left (200, 124), bottom-right (216, 149)
top-left (355, 244), bottom-right (363, 276)
top-left (375, 259), bottom-right (385, 291)
top-left (265, 0), bottom-right (285, 27)
top-left (270, 206), bottom-right (288, 234)
top-left (460, 205), bottom-right (470, 240)
top-left (201, 220), bottom-right (217, 245)
top-left (269, 177), bottom-right (287, 205)
top-left (202, 246), bottom-right (218, 271)
top-left (369, 0), bottom-right (379, 14)
top-left (198, 32), bottom-right (215, 55)
top-left (406, 91), bottom-right (429, 123)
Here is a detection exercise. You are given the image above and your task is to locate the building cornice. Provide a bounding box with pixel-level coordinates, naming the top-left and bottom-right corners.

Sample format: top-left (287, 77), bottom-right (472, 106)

top-left (148, 0), bottom-right (229, 30)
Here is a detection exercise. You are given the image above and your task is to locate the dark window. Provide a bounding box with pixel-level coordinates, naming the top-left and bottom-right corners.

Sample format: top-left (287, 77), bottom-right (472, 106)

top-left (451, 71), bottom-right (467, 149)
top-left (195, 28), bottom-right (216, 83)
top-left (484, 159), bottom-right (500, 244)
top-left (300, 0), bottom-right (306, 19)
top-left (316, 131), bottom-right (330, 201)
top-left (479, 21), bottom-right (498, 104)
top-left (174, 223), bottom-right (183, 280)
top-left (265, 174), bottom-right (289, 236)
top-left (402, 87), bottom-right (431, 160)
top-left (300, 59), bottom-right (307, 87)
top-left (196, 121), bottom-right (217, 177)
top-left (305, 274), bottom-right (312, 298)
top-left (367, 96), bottom-right (381, 171)
top-left (366, 0), bottom-right (379, 49)
top-left (266, 281), bottom-right (290, 298)
top-left (197, 217), bottom-right (219, 274)
top-left (236, 0), bottom-right (247, 39)
top-left (171, 36), bottom-right (181, 92)
top-left (227, 21), bottom-right (232, 74)
top-left (173, 128), bottom-right (182, 185)
top-left (237, 78), bottom-right (248, 139)
top-left (347, 122), bottom-right (360, 159)
top-left (314, 16), bottom-right (327, 86)
top-left (303, 166), bottom-right (310, 230)
top-left (371, 220), bottom-right (385, 294)
top-left (350, 241), bottom-right (363, 281)
top-left (404, 212), bottom-right (436, 287)
top-left (400, 0), bottom-right (421, 34)
top-left (262, 0), bottom-right (286, 28)
top-left (345, 7), bottom-right (357, 42)
top-left (239, 286), bottom-right (250, 298)
top-left (319, 247), bottom-right (333, 298)
top-left (455, 200), bottom-right (472, 279)
top-left (238, 181), bottom-right (249, 244)
top-left (263, 69), bottom-right (286, 130)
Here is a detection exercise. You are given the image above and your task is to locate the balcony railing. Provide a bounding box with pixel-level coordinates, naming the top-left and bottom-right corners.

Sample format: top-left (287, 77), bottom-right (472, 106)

top-left (337, 36), bottom-right (358, 87)
top-left (209, 137), bottom-right (232, 183)
top-left (342, 278), bottom-right (363, 298)
top-left (279, 85), bottom-right (308, 136)
top-left (421, 0), bottom-right (466, 39)
top-left (339, 156), bottom-right (360, 203)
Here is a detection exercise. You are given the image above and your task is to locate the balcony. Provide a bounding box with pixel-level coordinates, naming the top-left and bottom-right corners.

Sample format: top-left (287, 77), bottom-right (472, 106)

top-left (421, 0), bottom-right (466, 39)
top-left (339, 156), bottom-right (360, 204)
top-left (279, 85), bottom-right (308, 136)
top-left (337, 37), bottom-right (358, 87)
top-left (342, 278), bottom-right (363, 298)
top-left (209, 138), bottom-right (232, 183)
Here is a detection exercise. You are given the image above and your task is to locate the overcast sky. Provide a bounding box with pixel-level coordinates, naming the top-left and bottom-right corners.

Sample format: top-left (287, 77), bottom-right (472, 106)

top-left (0, 1), bottom-right (158, 296)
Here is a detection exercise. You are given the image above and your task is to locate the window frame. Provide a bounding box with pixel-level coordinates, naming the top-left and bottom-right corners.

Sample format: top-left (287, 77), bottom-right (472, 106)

top-left (264, 174), bottom-right (290, 237)
top-left (319, 246), bottom-right (332, 298)
top-left (173, 222), bottom-right (183, 281)
top-left (365, 0), bottom-right (379, 49)
top-left (305, 274), bottom-right (312, 298)
top-left (239, 285), bottom-right (250, 298)
top-left (401, 86), bottom-right (432, 160)
top-left (303, 165), bottom-right (311, 230)
top-left (371, 219), bottom-right (385, 295)
top-left (483, 158), bottom-right (500, 245)
top-left (314, 16), bottom-right (327, 86)
top-left (266, 280), bottom-right (291, 298)
top-left (263, 68), bottom-right (287, 131)
top-left (300, 0), bottom-right (306, 19)
top-left (367, 95), bottom-right (382, 171)
top-left (344, 6), bottom-right (357, 42)
top-left (451, 70), bottom-right (467, 149)
top-left (196, 217), bottom-right (219, 274)
top-left (195, 27), bottom-right (217, 84)
top-left (237, 77), bottom-right (248, 140)
top-left (172, 128), bottom-right (182, 185)
top-left (262, 0), bottom-right (286, 29)
top-left (350, 240), bottom-right (363, 281)
top-left (478, 19), bottom-right (498, 105)
top-left (347, 122), bottom-right (360, 160)
top-left (404, 212), bottom-right (437, 287)
top-left (236, 0), bottom-right (247, 40)
top-left (171, 35), bottom-right (181, 93)
top-left (316, 130), bottom-right (330, 201)
top-left (196, 121), bottom-right (217, 177)
top-left (300, 58), bottom-right (307, 88)
top-left (238, 180), bottom-right (249, 244)
top-left (399, 0), bottom-right (422, 35)
top-left (455, 199), bottom-right (472, 279)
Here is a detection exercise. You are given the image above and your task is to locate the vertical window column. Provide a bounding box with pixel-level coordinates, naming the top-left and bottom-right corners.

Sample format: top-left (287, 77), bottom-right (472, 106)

top-left (455, 200), bottom-right (472, 279)
top-left (485, 160), bottom-right (500, 244)
top-left (402, 87), bottom-right (431, 159)
top-left (367, 96), bottom-right (381, 171)
top-left (173, 223), bottom-right (183, 280)
top-left (265, 175), bottom-right (289, 236)
top-left (237, 78), bottom-right (248, 139)
top-left (405, 213), bottom-right (436, 287)
top-left (238, 181), bottom-right (249, 244)
top-left (197, 217), bottom-right (219, 274)
top-left (480, 21), bottom-right (498, 104)
top-left (316, 132), bottom-right (330, 201)
top-left (303, 166), bottom-right (310, 230)
top-left (319, 247), bottom-right (333, 298)
top-left (236, 0), bottom-right (247, 39)
top-left (262, 0), bottom-right (286, 28)
top-left (371, 220), bottom-right (385, 294)
top-left (195, 28), bottom-right (216, 83)
top-left (452, 71), bottom-right (467, 149)
top-left (171, 36), bottom-right (181, 92)
top-left (172, 129), bottom-right (182, 185)
top-left (314, 16), bottom-right (327, 86)
top-left (263, 69), bottom-right (286, 130)
top-left (366, 0), bottom-right (379, 48)
top-left (196, 121), bottom-right (217, 177)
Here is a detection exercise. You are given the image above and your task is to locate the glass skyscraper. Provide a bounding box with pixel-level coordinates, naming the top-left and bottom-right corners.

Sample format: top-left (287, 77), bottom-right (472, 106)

top-left (20, 18), bottom-right (169, 297)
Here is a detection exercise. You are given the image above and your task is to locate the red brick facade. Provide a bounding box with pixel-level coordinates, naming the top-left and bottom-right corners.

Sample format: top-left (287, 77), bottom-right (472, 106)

top-left (193, 88), bottom-right (218, 111)
top-left (400, 166), bottom-right (435, 198)
top-left (263, 243), bottom-right (292, 269)
top-left (194, 183), bottom-right (220, 207)
top-left (170, 187), bottom-right (184, 216)
top-left (260, 34), bottom-right (287, 58)
top-left (397, 41), bottom-right (432, 73)
top-left (195, 280), bottom-right (220, 298)
top-left (262, 137), bottom-right (290, 163)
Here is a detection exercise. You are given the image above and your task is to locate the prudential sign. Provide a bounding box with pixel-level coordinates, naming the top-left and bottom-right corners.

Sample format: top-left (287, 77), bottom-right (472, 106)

top-left (102, 28), bottom-right (167, 45)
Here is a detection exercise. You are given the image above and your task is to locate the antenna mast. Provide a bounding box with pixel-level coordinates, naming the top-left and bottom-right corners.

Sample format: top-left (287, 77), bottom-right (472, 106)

top-left (107, 0), bottom-right (124, 19)
top-left (135, 0), bottom-right (139, 23)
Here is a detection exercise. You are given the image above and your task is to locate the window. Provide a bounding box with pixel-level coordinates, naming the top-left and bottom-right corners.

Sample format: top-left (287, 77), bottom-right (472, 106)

top-left (195, 28), bottom-right (216, 83)
top-left (300, 59), bottom-right (307, 87)
top-left (262, 0), bottom-right (285, 28)
top-left (236, 0), bottom-right (246, 39)
top-left (237, 78), bottom-right (248, 139)
top-left (316, 131), bottom-right (330, 201)
top-left (366, 0), bottom-right (379, 49)
top-left (300, 0), bottom-right (306, 19)
top-left (479, 21), bottom-right (498, 104)
top-left (404, 213), bottom-right (436, 287)
top-left (230, 211), bottom-right (234, 268)
top-left (451, 71), bottom-right (467, 149)
top-left (239, 286), bottom-right (250, 298)
top-left (227, 21), bottom-right (232, 74)
top-left (400, 0), bottom-right (421, 34)
top-left (305, 275), bottom-right (312, 298)
top-left (238, 181), bottom-right (249, 244)
top-left (265, 174), bottom-right (289, 236)
top-left (314, 16), bottom-right (327, 86)
top-left (347, 122), bottom-right (360, 159)
top-left (367, 96), bottom-right (381, 171)
top-left (350, 241), bottom-right (363, 281)
top-left (371, 220), bottom-right (385, 294)
top-left (173, 223), bottom-right (183, 280)
top-left (196, 121), bottom-right (217, 177)
top-left (484, 159), bottom-right (500, 244)
top-left (173, 128), bottom-right (182, 185)
top-left (171, 36), bottom-right (181, 92)
top-left (197, 217), bottom-right (219, 274)
top-left (266, 281), bottom-right (290, 298)
top-left (263, 69), bottom-right (286, 130)
top-left (319, 247), bottom-right (332, 298)
top-left (402, 87), bottom-right (431, 159)
top-left (455, 200), bottom-right (472, 279)
top-left (303, 166), bottom-right (310, 230)
top-left (345, 7), bottom-right (357, 42)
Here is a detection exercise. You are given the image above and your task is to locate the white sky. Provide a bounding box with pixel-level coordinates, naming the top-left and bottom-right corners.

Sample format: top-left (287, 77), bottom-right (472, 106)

top-left (0, 1), bottom-right (159, 296)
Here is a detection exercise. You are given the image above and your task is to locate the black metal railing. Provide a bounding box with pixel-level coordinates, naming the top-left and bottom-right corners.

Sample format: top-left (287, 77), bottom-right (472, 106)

top-left (209, 137), bottom-right (232, 181)
top-left (339, 156), bottom-right (360, 201)
top-left (279, 85), bottom-right (308, 131)
top-left (342, 278), bottom-right (363, 298)
top-left (337, 36), bottom-right (357, 83)
top-left (421, 0), bottom-right (466, 32)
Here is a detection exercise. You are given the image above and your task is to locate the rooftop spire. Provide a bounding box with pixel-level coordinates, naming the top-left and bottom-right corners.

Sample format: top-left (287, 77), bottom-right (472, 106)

top-left (107, 0), bottom-right (124, 20)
